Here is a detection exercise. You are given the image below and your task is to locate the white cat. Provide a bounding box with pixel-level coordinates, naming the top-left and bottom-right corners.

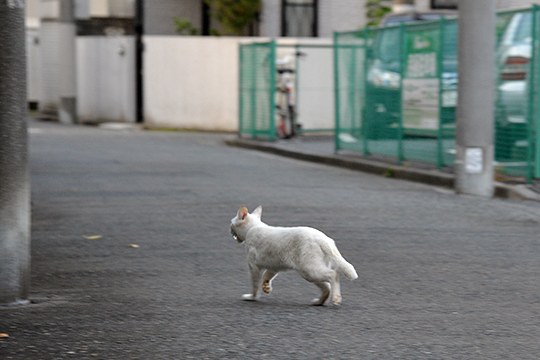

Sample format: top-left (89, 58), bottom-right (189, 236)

top-left (230, 206), bottom-right (358, 306)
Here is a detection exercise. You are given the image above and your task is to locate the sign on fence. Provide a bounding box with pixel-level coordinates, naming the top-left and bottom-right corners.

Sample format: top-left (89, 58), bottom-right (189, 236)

top-left (402, 28), bottom-right (440, 132)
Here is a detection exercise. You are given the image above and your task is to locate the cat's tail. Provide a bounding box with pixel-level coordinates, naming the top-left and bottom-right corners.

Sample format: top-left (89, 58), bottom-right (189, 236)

top-left (337, 257), bottom-right (358, 280)
top-left (323, 241), bottom-right (358, 280)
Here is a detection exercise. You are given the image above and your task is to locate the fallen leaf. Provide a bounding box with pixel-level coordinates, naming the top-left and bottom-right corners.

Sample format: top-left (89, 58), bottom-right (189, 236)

top-left (83, 235), bottom-right (103, 240)
top-left (128, 244), bottom-right (140, 249)
top-left (0, 333), bottom-right (9, 338)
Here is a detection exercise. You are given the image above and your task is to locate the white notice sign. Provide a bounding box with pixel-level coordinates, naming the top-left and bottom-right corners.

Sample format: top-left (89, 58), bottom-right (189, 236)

top-left (465, 148), bottom-right (483, 174)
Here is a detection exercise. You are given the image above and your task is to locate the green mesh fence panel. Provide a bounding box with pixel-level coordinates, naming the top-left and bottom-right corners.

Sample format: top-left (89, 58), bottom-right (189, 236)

top-left (401, 21), bottom-right (443, 166)
top-left (239, 41), bottom-right (276, 140)
top-left (335, 21), bottom-right (457, 167)
top-left (440, 19), bottom-right (458, 168)
top-left (495, 7), bottom-right (538, 180)
top-left (334, 31), bottom-right (366, 153)
top-left (363, 25), bottom-right (403, 159)
top-left (533, 7), bottom-right (540, 179)
top-left (335, 8), bottom-right (540, 181)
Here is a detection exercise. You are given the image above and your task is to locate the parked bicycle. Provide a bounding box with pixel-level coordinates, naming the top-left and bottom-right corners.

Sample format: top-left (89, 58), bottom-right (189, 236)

top-left (275, 52), bottom-right (304, 139)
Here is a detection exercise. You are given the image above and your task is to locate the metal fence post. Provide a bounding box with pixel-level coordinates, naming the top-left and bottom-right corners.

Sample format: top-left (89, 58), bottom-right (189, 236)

top-left (269, 40), bottom-right (277, 141)
top-left (348, 44), bottom-right (358, 148)
top-left (437, 17), bottom-right (445, 169)
top-left (0, 0), bottom-right (31, 305)
top-left (333, 32), bottom-right (341, 152)
top-left (528, 6), bottom-right (539, 181)
top-left (362, 29), bottom-right (369, 155)
top-left (250, 45), bottom-right (256, 139)
top-left (398, 23), bottom-right (405, 164)
top-left (238, 44), bottom-right (244, 137)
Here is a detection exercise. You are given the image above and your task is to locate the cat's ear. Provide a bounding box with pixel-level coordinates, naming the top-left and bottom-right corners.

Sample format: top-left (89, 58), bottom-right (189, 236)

top-left (237, 206), bottom-right (249, 220)
top-left (252, 206), bottom-right (262, 219)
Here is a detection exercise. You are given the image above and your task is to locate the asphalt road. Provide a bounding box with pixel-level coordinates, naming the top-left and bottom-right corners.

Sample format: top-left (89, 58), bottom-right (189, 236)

top-left (2, 120), bottom-right (540, 359)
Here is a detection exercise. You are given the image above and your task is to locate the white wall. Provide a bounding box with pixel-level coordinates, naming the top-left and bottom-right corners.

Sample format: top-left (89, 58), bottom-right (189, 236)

top-left (77, 36), bottom-right (136, 123)
top-left (144, 36), bottom-right (242, 131)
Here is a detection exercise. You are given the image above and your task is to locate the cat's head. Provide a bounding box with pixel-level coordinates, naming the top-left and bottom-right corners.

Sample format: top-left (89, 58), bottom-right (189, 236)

top-left (230, 206), bottom-right (262, 243)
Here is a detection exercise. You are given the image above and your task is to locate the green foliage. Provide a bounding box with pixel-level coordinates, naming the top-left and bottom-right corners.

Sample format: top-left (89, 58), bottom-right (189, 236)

top-left (206, 0), bottom-right (261, 35)
top-left (173, 17), bottom-right (199, 35)
top-left (366, 0), bottom-right (391, 27)
top-left (383, 168), bottom-right (395, 178)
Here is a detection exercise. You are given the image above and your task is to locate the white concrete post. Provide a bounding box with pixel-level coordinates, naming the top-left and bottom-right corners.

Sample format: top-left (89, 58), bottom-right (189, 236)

top-left (455, 0), bottom-right (496, 197)
top-left (58, 0), bottom-right (77, 124)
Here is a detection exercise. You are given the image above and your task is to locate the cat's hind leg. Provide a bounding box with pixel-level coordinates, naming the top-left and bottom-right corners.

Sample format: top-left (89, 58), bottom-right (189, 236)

top-left (311, 281), bottom-right (331, 306)
top-left (261, 270), bottom-right (279, 294)
top-left (331, 272), bottom-right (342, 305)
top-left (242, 264), bottom-right (262, 301)
top-left (299, 267), bottom-right (336, 305)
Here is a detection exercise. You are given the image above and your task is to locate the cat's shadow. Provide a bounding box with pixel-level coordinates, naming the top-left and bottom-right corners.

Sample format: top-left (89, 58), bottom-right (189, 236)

top-left (238, 298), bottom-right (342, 311)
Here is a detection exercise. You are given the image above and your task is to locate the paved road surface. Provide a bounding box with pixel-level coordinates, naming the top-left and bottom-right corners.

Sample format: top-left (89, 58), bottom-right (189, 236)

top-left (2, 120), bottom-right (540, 359)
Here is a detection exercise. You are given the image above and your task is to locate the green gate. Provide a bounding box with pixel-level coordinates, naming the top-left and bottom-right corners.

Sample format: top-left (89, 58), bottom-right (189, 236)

top-left (239, 41), bottom-right (276, 140)
top-left (239, 41), bottom-right (335, 140)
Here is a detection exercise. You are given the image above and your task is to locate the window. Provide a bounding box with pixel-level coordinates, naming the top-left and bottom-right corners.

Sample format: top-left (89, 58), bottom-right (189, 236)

top-left (430, 0), bottom-right (457, 10)
top-left (281, 0), bottom-right (318, 37)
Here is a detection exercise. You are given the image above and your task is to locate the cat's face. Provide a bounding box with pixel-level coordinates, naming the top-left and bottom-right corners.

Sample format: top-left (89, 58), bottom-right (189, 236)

top-left (230, 206), bottom-right (262, 243)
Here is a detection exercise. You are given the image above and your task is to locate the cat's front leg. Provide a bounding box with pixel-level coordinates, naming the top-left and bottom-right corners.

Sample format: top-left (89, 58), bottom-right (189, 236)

top-left (261, 270), bottom-right (279, 294)
top-left (242, 264), bottom-right (261, 301)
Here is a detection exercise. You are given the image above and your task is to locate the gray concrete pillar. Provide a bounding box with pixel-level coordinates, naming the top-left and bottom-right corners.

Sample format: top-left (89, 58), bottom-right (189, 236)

top-left (58, 0), bottom-right (77, 124)
top-left (0, 0), bottom-right (31, 305)
top-left (455, 0), bottom-right (495, 197)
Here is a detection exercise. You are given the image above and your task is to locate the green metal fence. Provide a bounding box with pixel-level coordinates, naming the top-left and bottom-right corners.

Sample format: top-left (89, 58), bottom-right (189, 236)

top-left (239, 41), bottom-right (335, 140)
top-left (335, 19), bottom-right (458, 170)
top-left (239, 41), bottom-right (276, 140)
top-left (335, 19), bottom-right (458, 169)
top-left (495, 7), bottom-right (540, 181)
top-left (335, 7), bottom-right (540, 182)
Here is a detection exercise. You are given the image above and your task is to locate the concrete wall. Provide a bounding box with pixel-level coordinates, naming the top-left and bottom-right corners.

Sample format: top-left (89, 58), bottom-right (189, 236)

top-left (144, 0), bottom-right (201, 35)
top-left (77, 36), bottom-right (136, 123)
top-left (143, 36), bottom-right (241, 131)
top-left (318, 0), bottom-right (366, 37)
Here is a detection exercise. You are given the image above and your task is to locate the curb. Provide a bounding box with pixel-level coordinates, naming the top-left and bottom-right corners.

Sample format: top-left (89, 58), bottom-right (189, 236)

top-left (225, 138), bottom-right (540, 202)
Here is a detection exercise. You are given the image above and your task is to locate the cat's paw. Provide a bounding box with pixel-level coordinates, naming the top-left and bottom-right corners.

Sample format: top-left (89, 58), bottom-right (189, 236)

top-left (332, 295), bottom-right (342, 306)
top-left (311, 298), bottom-right (326, 306)
top-left (262, 281), bottom-right (272, 294)
top-left (241, 294), bottom-right (257, 301)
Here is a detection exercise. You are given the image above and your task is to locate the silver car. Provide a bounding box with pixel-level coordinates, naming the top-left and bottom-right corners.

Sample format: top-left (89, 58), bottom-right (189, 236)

top-left (497, 10), bottom-right (532, 159)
